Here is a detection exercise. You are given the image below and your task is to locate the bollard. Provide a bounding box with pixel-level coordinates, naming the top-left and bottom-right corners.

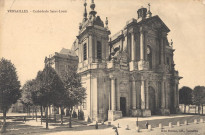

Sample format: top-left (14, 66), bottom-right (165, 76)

top-left (200, 119), bottom-right (203, 123)
top-left (95, 121), bottom-right (98, 129)
top-left (148, 125), bottom-right (152, 131)
top-left (118, 123), bottom-right (120, 128)
top-left (126, 125), bottom-right (129, 130)
top-left (108, 122), bottom-right (111, 126)
top-left (136, 126), bottom-right (140, 132)
top-left (184, 120), bottom-right (188, 125)
top-left (159, 123), bottom-right (163, 129)
top-left (169, 122), bottom-right (172, 128)
top-left (177, 121), bottom-right (180, 126)
top-left (194, 119), bottom-right (198, 124)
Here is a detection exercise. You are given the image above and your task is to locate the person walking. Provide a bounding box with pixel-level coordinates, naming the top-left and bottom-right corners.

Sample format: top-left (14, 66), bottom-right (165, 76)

top-left (115, 128), bottom-right (119, 135)
top-left (145, 121), bottom-right (149, 129)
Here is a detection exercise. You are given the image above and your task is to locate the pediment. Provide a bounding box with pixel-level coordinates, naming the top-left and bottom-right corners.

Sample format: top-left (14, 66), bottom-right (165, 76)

top-left (145, 15), bottom-right (170, 32)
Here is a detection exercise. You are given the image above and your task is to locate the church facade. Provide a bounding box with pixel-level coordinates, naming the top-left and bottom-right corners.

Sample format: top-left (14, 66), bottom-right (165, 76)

top-left (71, 1), bottom-right (181, 122)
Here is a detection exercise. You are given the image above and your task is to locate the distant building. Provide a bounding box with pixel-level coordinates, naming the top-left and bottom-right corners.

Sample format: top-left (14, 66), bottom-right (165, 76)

top-left (45, 48), bottom-right (78, 77)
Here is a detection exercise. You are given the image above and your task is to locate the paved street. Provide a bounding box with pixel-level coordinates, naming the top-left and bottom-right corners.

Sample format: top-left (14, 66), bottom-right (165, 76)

top-left (0, 114), bottom-right (205, 135)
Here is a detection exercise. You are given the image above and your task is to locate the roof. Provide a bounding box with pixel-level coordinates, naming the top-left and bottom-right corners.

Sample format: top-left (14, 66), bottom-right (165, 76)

top-left (59, 48), bottom-right (77, 56)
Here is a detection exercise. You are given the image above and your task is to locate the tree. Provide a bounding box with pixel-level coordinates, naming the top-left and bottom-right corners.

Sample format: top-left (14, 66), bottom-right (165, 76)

top-left (179, 86), bottom-right (193, 113)
top-left (33, 66), bottom-right (65, 129)
top-left (60, 65), bottom-right (86, 128)
top-left (31, 71), bottom-right (44, 124)
top-left (0, 58), bottom-right (21, 124)
top-left (21, 80), bottom-right (34, 116)
top-left (21, 79), bottom-right (39, 120)
top-left (192, 86), bottom-right (205, 115)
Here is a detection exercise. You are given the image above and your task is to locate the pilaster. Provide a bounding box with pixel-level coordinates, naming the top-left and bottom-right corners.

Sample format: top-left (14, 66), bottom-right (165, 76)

top-left (137, 27), bottom-right (149, 70)
top-left (132, 80), bottom-right (136, 109)
top-left (111, 77), bottom-right (116, 111)
top-left (140, 27), bottom-right (145, 60)
top-left (145, 80), bottom-right (149, 109)
top-left (136, 81), bottom-right (141, 109)
top-left (141, 80), bottom-right (145, 109)
top-left (161, 80), bottom-right (165, 108)
top-left (108, 75), bottom-right (122, 121)
top-left (131, 32), bottom-right (136, 61)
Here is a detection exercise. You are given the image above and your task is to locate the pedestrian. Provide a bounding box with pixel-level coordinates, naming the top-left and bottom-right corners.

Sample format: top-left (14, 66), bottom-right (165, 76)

top-left (95, 121), bottom-right (98, 129)
top-left (23, 116), bottom-right (26, 122)
top-left (145, 121), bottom-right (149, 129)
top-left (115, 128), bottom-right (119, 135)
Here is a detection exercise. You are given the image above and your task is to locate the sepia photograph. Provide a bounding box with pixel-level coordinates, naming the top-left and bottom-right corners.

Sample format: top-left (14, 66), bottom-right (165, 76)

top-left (0, 0), bottom-right (205, 134)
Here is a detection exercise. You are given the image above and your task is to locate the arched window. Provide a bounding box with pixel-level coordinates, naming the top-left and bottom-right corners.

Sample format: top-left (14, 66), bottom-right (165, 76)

top-left (147, 46), bottom-right (152, 69)
top-left (97, 41), bottom-right (102, 59)
top-left (83, 43), bottom-right (87, 61)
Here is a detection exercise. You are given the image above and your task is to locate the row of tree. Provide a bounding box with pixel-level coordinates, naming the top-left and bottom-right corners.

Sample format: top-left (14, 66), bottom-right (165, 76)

top-left (179, 86), bottom-right (205, 114)
top-left (20, 63), bottom-right (86, 129)
top-left (0, 57), bottom-right (86, 131)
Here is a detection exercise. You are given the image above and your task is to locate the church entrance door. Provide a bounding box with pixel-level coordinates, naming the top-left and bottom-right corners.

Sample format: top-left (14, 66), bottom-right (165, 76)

top-left (149, 86), bottom-right (156, 115)
top-left (120, 97), bottom-right (126, 116)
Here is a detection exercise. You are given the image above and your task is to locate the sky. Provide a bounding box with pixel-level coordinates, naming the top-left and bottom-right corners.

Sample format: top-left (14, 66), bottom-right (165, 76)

top-left (0, 0), bottom-right (205, 89)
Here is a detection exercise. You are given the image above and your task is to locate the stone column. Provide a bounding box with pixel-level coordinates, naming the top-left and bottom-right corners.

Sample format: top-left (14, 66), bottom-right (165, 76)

top-left (161, 81), bottom-right (165, 108)
top-left (79, 43), bottom-right (82, 63)
top-left (111, 78), bottom-right (116, 111)
top-left (131, 32), bottom-right (135, 61)
top-left (87, 37), bottom-right (89, 62)
top-left (140, 28), bottom-right (144, 60)
top-left (136, 81), bottom-right (140, 109)
top-left (155, 88), bottom-right (158, 109)
top-left (160, 32), bottom-right (167, 65)
top-left (132, 80), bottom-right (136, 109)
top-left (88, 35), bottom-right (93, 63)
top-left (164, 82), bottom-right (167, 109)
top-left (166, 83), bottom-right (170, 109)
top-left (123, 30), bottom-right (128, 51)
top-left (173, 83), bottom-right (176, 108)
top-left (176, 83), bottom-right (179, 107)
top-left (160, 37), bottom-right (164, 65)
top-left (109, 85), bottom-right (111, 110)
top-left (145, 80), bottom-right (149, 109)
top-left (141, 80), bottom-right (145, 109)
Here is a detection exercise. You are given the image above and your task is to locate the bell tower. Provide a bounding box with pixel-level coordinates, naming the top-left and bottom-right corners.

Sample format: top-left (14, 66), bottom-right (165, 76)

top-left (74, 0), bottom-right (111, 122)
top-left (77, 0), bottom-right (110, 72)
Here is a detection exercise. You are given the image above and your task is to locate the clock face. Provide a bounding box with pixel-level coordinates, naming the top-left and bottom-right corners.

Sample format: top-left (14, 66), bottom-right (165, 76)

top-left (147, 47), bottom-right (151, 54)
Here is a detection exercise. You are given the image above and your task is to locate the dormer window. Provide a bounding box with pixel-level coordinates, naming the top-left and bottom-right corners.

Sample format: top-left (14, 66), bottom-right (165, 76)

top-left (97, 41), bottom-right (102, 59)
top-left (83, 43), bottom-right (87, 61)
